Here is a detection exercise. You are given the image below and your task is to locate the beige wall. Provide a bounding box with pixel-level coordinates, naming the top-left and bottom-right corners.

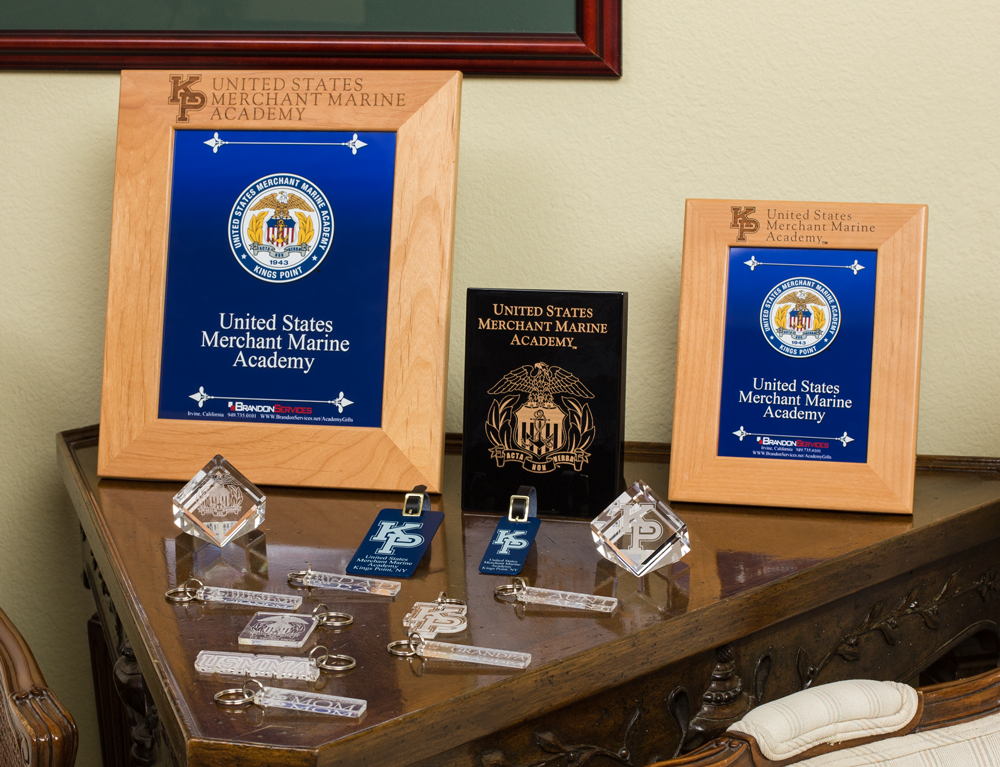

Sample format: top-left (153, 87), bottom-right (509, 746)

top-left (1, 3), bottom-right (997, 765)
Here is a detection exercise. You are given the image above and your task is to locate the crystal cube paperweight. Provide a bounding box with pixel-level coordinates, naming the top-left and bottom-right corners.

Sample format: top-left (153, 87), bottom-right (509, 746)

top-left (590, 480), bottom-right (690, 577)
top-left (173, 455), bottom-right (265, 548)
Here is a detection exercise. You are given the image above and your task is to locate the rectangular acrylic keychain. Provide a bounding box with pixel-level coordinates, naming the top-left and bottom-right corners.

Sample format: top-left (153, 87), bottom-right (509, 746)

top-left (287, 564), bottom-right (401, 596)
top-left (196, 646), bottom-right (355, 681)
top-left (238, 611), bottom-right (318, 648)
top-left (347, 486), bottom-right (444, 578)
top-left (494, 577), bottom-right (618, 613)
top-left (165, 578), bottom-right (302, 610)
top-left (215, 678), bottom-right (366, 718)
top-left (479, 487), bottom-right (541, 575)
top-left (388, 633), bottom-right (531, 669)
top-left (196, 650), bottom-right (322, 681)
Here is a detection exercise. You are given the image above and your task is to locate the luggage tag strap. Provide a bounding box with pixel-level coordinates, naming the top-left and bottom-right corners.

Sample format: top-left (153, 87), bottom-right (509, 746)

top-left (402, 484), bottom-right (431, 517)
top-left (508, 485), bottom-right (538, 523)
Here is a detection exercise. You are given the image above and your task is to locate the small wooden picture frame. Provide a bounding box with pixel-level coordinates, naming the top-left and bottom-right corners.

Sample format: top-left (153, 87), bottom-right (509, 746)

top-left (669, 199), bottom-right (927, 514)
top-left (98, 70), bottom-right (461, 492)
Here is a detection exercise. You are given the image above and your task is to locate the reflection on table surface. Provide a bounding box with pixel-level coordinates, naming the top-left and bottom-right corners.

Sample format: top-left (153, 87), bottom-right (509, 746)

top-left (69, 442), bottom-right (999, 748)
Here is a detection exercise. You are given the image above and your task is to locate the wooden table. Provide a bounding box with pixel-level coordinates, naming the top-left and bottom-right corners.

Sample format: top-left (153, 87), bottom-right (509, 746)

top-left (58, 426), bottom-right (1000, 767)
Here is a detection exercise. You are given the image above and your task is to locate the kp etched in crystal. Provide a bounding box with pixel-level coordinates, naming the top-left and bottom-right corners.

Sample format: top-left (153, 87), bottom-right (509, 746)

top-left (173, 455), bottom-right (265, 548)
top-left (590, 480), bottom-right (690, 577)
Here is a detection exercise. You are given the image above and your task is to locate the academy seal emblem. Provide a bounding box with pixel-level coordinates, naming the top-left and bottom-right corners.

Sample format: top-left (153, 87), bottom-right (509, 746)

top-left (484, 362), bottom-right (596, 474)
top-left (760, 277), bottom-right (841, 358)
top-left (230, 174), bottom-right (334, 283)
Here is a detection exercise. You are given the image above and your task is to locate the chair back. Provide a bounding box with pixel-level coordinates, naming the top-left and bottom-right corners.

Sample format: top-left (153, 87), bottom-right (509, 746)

top-left (0, 607), bottom-right (77, 767)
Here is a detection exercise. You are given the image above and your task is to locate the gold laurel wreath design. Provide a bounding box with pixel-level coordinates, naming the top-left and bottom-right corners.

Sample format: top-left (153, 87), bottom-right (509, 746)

top-left (295, 212), bottom-right (315, 246)
top-left (812, 306), bottom-right (826, 331)
top-left (774, 304), bottom-right (790, 329)
top-left (247, 212), bottom-right (267, 245)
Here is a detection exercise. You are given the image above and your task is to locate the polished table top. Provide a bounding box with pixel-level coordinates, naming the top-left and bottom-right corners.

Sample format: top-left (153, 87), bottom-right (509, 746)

top-left (58, 427), bottom-right (1000, 766)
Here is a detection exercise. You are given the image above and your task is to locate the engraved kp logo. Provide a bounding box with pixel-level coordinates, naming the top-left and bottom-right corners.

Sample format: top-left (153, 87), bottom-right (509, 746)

top-left (371, 521), bottom-right (424, 555)
top-left (168, 75), bottom-right (207, 123)
top-left (493, 529), bottom-right (530, 555)
top-left (622, 503), bottom-right (664, 552)
top-left (404, 604), bottom-right (467, 638)
top-left (731, 206), bottom-right (760, 242)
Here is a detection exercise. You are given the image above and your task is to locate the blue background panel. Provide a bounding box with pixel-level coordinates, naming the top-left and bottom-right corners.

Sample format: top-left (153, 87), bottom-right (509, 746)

top-left (158, 129), bottom-right (396, 428)
top-left (717, 247), bottom-right (878, 464)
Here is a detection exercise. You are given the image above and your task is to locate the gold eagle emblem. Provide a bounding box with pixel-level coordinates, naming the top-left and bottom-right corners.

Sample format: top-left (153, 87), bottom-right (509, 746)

top-left (487, 362), bottom-right (594, 409)
top-left (250, 190), bottom-right (315, 247)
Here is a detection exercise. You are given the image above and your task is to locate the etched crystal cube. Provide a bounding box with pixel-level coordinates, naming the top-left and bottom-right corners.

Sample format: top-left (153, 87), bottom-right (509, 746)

top-left (173, 455), bottom-right (265, 548)
top-left (590, 480), bottom-right (690, 577)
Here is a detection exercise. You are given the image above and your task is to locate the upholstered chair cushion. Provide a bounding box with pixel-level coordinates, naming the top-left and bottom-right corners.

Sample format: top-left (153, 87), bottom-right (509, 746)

top-left (728, 679), bottom-right (919, 761)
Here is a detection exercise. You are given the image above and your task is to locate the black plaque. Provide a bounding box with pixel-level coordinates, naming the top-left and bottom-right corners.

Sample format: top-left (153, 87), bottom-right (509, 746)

top-left (462, 289), bottom-right (627, 518)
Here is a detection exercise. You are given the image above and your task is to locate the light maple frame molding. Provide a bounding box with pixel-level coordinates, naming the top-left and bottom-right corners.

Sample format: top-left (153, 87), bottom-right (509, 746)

top-left (98, 69), bottom-right (461, 492)
top-left (669, 199), bottom-right (927, 514)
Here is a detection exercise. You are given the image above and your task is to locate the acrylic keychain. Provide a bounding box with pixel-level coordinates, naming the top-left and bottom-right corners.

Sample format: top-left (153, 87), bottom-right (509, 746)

top-left (494, 577), bottom-right (618, 613)
top-left (402, 592), bottom-right (468, 639)
top-left (215, 678), bottom-right (366, 718)
top-left (238, 604), bottom-right (353, 648)
top-left (287, 563), bottom-right (401, 597)
top-left (346, 485), bottom-right (445, 578)
top-left (196, 645), bottom-right (355, 682)
top-left (478, 486), bottom-right (542, 576)
top-left (387, 632), bottom-right (531, 670)
top-left (165, 578), bottom-right (302, 610)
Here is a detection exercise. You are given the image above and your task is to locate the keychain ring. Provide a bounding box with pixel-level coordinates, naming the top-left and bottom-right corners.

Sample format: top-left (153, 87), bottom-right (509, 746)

top-left (312, 604), bottom-right (354, 628)
top-left (165, 578), bottom-right (204, 603)
top-left (318, 612), bottom-right (354, 628)
top-left (316, 654), bottom-right (356, 672)
top-left (214, 687), bottom-right (254, 707)
top-left (387, 639), bottom-right (417, 657)
top-left (435, 591), bottom-right (466, 606)
top-left (309, 646), bottom-right (356, 672)
top-left (493, 584), bottom-right (518, 600)
top-left (287, 564), bottom-right (313, 588)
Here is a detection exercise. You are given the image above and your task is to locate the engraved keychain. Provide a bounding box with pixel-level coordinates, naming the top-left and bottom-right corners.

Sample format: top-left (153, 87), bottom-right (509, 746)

top-left (165, 578), bottom-right (302, 610)
top-left (195, 645), bottom-right (356, 682)
top-left (387, 632), bottom-right (531, 669)
top-left (402, 592), bottom-right (468, 638)
top-left (494, 577), bottom-right (618, 613)
top-left (237, 604), bottom-right (351, 648)
top-left (215, 678), bottom-right (366, 718)
top-left (287, 563), bottom-right (401, 597)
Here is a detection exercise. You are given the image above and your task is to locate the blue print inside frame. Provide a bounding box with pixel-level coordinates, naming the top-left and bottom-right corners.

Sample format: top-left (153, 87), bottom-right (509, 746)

top-left (717, 247), bottom-right (877, 464)
top-left (157, 129), bottom-right (397, 428)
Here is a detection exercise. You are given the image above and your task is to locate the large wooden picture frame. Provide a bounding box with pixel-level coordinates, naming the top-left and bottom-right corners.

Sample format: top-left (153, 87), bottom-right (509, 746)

top-left (0, 0), bottom-right (620, 77)
top-left (669, 199), bottom-right (927, 514)
top-left (98, 69), bottom-right (461, 492)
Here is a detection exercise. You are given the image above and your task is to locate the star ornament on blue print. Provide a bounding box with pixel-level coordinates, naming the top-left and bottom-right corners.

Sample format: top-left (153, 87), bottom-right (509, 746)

top-left (346, 506), bottom-right (445, 579)
top-left (229, 173), bottom-right (335, 283)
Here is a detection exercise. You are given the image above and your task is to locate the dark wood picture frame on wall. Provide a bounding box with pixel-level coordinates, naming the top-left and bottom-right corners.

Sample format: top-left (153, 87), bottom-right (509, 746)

top-left (0, 0), bottom-right (620, 76)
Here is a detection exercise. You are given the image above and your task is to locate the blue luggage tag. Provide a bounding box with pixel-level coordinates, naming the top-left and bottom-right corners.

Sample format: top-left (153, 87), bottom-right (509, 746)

top-left (479, 486), bottom-right (541, 576)
top-left (347, 486), bottom-right (444, 578)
